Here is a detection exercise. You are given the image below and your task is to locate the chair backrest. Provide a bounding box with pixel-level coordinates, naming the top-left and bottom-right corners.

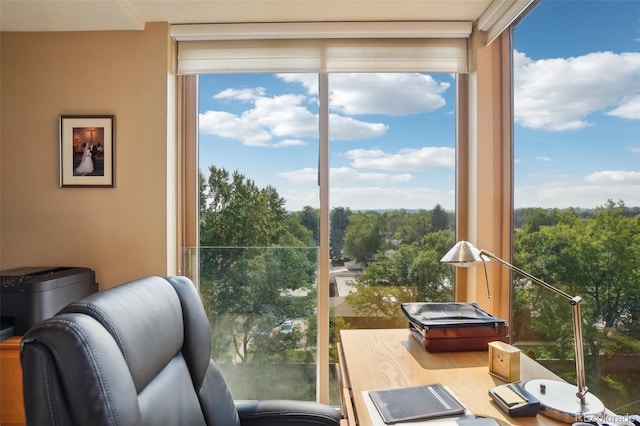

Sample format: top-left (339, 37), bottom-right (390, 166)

top-left (20, 276), bottom-right (241, 426)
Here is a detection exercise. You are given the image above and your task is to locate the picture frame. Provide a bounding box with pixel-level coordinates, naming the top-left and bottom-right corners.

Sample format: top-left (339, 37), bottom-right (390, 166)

top-left (59, 115), bottom-right (115, 187)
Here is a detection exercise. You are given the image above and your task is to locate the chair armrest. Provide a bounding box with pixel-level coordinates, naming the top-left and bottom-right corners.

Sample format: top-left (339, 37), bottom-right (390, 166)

top-left (236, 400), bottom-right (342, 426)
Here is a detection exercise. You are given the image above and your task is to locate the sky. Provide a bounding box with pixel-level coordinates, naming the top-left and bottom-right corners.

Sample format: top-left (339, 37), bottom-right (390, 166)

top-left (198, 0), bottom-right (640, 212)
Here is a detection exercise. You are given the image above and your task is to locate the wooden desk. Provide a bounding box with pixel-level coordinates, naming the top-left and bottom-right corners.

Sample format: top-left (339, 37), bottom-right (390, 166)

top-left (338, 329), bottom-right (567, 426)
top-left (0, 336), bottom-right (26, 426)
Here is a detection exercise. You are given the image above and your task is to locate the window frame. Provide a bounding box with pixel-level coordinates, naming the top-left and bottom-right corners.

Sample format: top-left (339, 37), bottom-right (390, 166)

top-left (175, 26), bottom-right (517, 403)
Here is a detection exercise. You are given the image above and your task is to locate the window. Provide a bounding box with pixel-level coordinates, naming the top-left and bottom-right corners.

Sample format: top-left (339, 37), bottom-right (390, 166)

top-left (194, 70), bottom-right (457, 404)
top-left (513, 1), bottom-right (640, 414)
top-left (176, 20), bottom-right (522, 405)
top-left (197, 73), bottom-right (321, 401)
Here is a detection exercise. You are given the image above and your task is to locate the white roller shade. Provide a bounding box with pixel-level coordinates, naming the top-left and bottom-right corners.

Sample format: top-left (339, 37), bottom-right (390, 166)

top-left (172, 22), bottom-right (470, 74)
top-left (177, 38), bottom-right (468, 74)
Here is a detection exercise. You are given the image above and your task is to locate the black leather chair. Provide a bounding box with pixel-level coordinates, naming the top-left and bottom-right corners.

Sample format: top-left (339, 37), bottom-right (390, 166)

top-left (20, 276), bottom-right (342, 426)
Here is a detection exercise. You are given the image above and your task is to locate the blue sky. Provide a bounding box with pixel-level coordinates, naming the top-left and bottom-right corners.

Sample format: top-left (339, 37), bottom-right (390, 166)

top-left (199, 0), bottom-right (639, 212)
top-left (512, 0), bottom-right (639, 210)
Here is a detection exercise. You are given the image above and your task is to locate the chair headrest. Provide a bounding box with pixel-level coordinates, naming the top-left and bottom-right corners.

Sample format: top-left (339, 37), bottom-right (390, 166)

top-left (60, 276), bottom-right (185, 392)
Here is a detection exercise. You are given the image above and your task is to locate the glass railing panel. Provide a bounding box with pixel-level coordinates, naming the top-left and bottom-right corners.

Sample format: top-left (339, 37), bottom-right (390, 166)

top-left (183, 244), bottom-right (457, 404)
top-left (327, 250), bottom-right (456, 405)
top-left (183, 246), bottom-right (319, 401)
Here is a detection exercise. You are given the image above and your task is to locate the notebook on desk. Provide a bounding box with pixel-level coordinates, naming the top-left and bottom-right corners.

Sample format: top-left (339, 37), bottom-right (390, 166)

top-left (363, 389), bottom-right (501, 426)
top-left (368, 383), bottom-right (466, 424)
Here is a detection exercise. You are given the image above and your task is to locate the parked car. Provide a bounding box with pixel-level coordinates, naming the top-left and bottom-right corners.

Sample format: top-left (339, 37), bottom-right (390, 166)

top-left (280, 320), bottom-right (293, 334)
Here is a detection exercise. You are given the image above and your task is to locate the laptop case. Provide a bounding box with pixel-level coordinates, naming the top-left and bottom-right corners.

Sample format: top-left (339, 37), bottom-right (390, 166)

top-left (400, 302), bottom-right (509, 352)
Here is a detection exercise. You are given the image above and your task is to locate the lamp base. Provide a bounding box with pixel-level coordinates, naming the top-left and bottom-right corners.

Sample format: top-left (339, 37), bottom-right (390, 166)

top-left (523, 379), bottom-right (605, 424)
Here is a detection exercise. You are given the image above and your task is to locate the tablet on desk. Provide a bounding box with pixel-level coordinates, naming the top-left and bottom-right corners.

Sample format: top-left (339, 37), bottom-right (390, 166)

top-left (368, 383), bottom-right (466, 424)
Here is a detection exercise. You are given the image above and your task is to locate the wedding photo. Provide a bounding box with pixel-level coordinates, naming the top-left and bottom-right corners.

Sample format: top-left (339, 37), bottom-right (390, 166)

top-left (72, 127), bottom-right (105, 177)
top-left (59, 115), bottom-right (114, 187)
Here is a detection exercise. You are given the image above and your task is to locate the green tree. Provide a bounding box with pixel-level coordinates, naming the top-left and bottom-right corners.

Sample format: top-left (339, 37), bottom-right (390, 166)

top-left (285, 215), bottom-right (315, 246)
top-left (514, 200), bottom-right (640, 396)
top-left (583, 201), bottom-right (640, 336)
top-left (382, 209), bottom-right (411, 242)
top-left (393, 210), bottom-right (431, 245)
top-left (519, 207), bottom-right (562, 232)
top-left (298, 205), bottom-right (319, 245)
top-left (411, 230), bottom-right (456, 300)
top-left (431, 204), bottom-right (449, 231)
top-left (199, 166), bottom-right (316, 366)
top-left (345, 247), bottom-right (417, 325)
top-left (330, 207), bottom-right (350, 261)
top-left (345, 219), bottom-right (455, 324)
top-left (343, 212), bottom-right (384, 266)
top-left (200, 167), bottom-right (285, 250)
top-left (351, 230), bottom-right (455, 300)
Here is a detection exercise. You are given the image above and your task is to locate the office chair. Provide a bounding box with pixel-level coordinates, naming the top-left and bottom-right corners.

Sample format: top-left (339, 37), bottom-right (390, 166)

top-left (20, 275), bottom-right (342, 425)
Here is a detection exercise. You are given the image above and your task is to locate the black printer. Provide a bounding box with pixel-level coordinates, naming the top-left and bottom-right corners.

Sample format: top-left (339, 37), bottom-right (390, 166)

top-left (1, 266), bottom-right (98, 338)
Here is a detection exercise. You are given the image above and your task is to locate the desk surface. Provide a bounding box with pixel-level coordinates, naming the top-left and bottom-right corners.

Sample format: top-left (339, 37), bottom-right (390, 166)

top-left (339, 329), bottom-right (567, 426)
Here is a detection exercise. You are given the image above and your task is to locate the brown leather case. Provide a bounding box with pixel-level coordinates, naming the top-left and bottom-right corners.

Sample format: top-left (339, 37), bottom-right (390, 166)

top-left (401, 302), bottom-right (509, 352)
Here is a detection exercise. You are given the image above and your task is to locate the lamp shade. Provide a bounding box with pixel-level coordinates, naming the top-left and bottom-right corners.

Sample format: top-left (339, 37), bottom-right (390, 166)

top-left (440, 241), bottom-right (486, 266)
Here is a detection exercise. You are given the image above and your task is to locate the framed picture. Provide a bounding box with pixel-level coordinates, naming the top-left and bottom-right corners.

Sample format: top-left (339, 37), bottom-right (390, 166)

top-left (59, 115), bottom-right (115, 187)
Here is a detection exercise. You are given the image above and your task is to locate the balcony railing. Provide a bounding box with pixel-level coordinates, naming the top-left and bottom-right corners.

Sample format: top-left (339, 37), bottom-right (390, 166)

top-left (181, 246), bottom-right (451, 403)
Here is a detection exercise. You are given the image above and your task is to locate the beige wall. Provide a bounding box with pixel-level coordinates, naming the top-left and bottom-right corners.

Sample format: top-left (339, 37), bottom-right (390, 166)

top-left (0, 23), bottom-right (173, 289)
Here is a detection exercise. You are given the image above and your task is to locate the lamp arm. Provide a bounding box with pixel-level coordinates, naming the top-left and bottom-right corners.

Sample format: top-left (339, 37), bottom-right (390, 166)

top-left (572, 300), bottom-right (588, 402)
top-left (478, 249), bottom-right (589, 404)
top-left (478, 250), bottom-right (574, 301)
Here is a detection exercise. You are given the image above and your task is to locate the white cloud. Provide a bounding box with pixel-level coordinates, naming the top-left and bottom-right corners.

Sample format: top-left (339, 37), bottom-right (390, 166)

top-left (330, 114), bottom-right (388, 140)
top-left (536, 156), bottom-right (552, 162)
top-left (247, 94), bottom-right (318, 138)
top-left (329, 73), bottom-right (449, 116)
top-left (279, 73), bottom-right (450, 116)
top-left (515, 170), bottom-right (640, 208)
top-left (282, 185), bottom-right (454, 211)
top-left (331, 167), bottom-right (413, 183)
top-left (214, 87), bottom-right (265, 102)
top-left (280, 189), bottom-right (320, 211)
top-left (584, 170), bottom-right (640, 184)
top-left (277, 74), bottom-right (318, 95)
top-left (514, 50), bottom-right (640, 131)
top-left (277, 167), bottom-right (414, 184)
top-left (199, 110), bottom-right (272, 146)
top-left (276, 168), bottom-right (316, 183)
top-left (330, 186), bottom-right (454, 211)
top-left (345, 147), bottom-right (455, 170)
top-left (515, 182), bottom-right (640, 209)
top-left (273, 139), bottom-right (307, 147)
top-left (200, 91), bottom-right (387, 146)
top-left (607, 94), bottom-right (640, 120)
top-left (200, 73), bottom-right (450, 147)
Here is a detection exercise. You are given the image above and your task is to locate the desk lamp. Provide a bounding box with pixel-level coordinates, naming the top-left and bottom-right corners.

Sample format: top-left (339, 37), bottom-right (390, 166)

top-left (441, 241), bottom-right (605, 423)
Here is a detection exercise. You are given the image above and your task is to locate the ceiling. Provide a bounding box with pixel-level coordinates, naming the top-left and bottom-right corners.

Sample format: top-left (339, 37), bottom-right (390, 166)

top-left (0, 0), bottom-right (529, 33)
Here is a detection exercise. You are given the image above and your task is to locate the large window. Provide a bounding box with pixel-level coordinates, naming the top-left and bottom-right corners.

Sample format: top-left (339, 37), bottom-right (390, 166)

top-left (193, 70), bottom-right (457, 403)
top-left (512, 1), bottom-right (640, 414)
top-left (175, 18), bottom-right (522, 406)
top-left (197, 73), bottom-right (321, 401)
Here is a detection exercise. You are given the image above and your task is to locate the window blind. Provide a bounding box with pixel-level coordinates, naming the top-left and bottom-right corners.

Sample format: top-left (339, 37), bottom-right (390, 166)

top-left (172, 22), bottom-right (470, 74)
